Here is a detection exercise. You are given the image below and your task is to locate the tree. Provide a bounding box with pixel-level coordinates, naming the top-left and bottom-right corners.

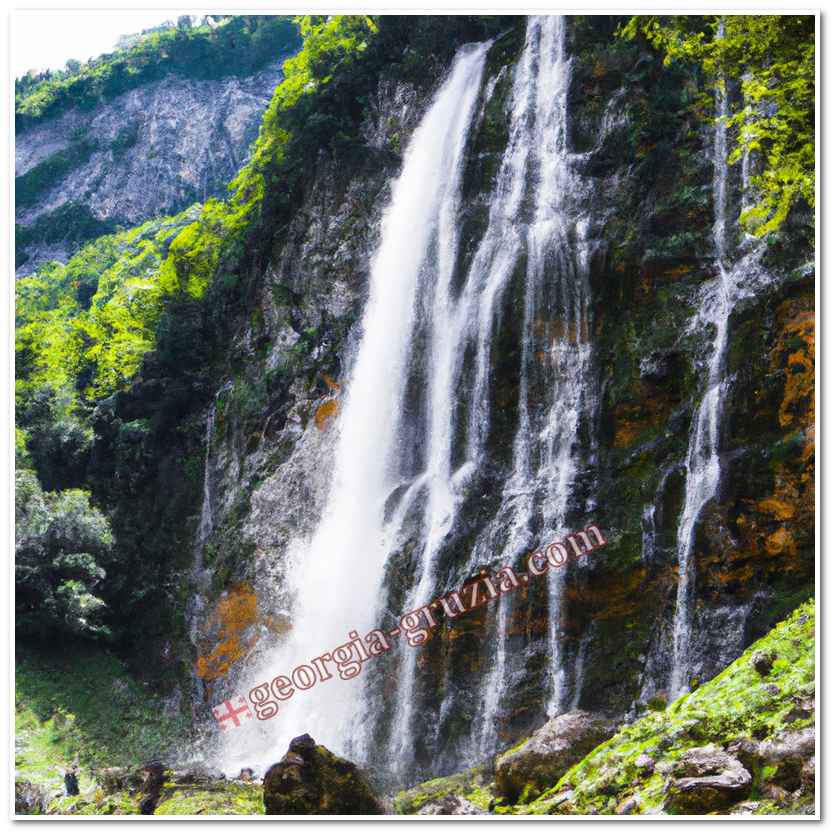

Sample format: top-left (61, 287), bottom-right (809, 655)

top-left (620, 15), bottom-right (815, 236)
top-left (16, 471), bottom-right (115, 641)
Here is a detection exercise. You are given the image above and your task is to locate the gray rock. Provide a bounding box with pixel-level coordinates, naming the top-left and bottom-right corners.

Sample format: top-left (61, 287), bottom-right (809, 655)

top-left (665, 745), bottom-right (751, 814)
top-left (801, 757), bottom-right (815, 789)
top-left (494, 711), bottom-right (617, 804)
top-left (616, 795), bottom-right (640, 815)
top-left (16, 62), bottom-right (284, 273)
top-left (15, 780), bottom-right (51, 815)
top-left (417, 795), bottom-right (485, 815)
top-left (751, 650), bottom-right (775, 676)
top-left (635, 753), bottom-right (655, 775)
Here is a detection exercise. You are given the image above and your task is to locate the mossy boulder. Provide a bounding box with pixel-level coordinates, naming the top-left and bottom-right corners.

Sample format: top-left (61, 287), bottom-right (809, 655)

top-left (263, 733), bottom-right (383, 815)
top-left (494, 711), bottom-right (617, 803)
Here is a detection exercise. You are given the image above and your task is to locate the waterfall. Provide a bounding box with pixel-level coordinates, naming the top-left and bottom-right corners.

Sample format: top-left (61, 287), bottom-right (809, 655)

top-left (667, 67), bottom-right (731, 701)
top-left (475, 14), bottom-right (591, 730)
top-left (387, 15), bottom-right (591, 766)
top-left (667, 45), bottom-right (771, 699)
top-left (214, 40), bottom-right (491, 775)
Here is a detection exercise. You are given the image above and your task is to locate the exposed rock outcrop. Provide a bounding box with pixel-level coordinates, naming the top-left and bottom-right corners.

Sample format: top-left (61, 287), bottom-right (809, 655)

top-left (15, 63), bottom-right (284, 273)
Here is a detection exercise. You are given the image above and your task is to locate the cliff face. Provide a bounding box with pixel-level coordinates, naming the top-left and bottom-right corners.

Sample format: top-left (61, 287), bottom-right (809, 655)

top-left (187, 16), bottom-right (813, 785)
top-left (15, 63), bottom-right (283, 274)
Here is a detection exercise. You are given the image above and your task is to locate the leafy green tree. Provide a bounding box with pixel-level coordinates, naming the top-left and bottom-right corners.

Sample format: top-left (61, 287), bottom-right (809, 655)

top-left (16, 471), bottom-right (115, 640)
top-left (620, 15), bottom-right (814, 236)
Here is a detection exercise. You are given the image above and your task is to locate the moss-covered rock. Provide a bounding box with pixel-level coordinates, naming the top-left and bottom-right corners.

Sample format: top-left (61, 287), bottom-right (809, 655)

top-left (263, 733), bottom-right (383, 815)
top-left (154, 780), bottom-right (264, 815)
top-left (494, 711), bottom-right (617, 803)
top-left (394, 766), bottom-right (494, 814)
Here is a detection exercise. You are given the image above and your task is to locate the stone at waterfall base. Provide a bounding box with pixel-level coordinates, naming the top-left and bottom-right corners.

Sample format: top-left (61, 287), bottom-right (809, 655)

top-left (263, 734), bottom-right (383, 815)
top-left (494, 711), bottom-right (618, 804)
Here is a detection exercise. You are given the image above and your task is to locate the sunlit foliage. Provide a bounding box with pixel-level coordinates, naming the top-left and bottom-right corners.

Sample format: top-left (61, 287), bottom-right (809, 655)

top-left (620, 15), bottom-right (814, 235)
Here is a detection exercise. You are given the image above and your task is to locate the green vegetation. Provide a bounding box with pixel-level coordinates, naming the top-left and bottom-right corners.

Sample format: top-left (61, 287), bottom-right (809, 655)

top-left (620, 15), bottom-right (814, 235)
top-left (514, 599), bottom-right (815, 815)
top-left (16, 16), bottom-right (300, 132)
top-left (394, 767), bottom-right (494, 814)
top-left (154, 782), bottom-right (264, 815)
top-left (16, 138), bottom-right (95, 207)
top-left (15, 470), bottom-right (114, 640)
top-left (15, 204), bottom-right (117, 268)
top-left (15, 645), bottom-right (188, 789)
top-left (16, 208), bottom-right (200, 412)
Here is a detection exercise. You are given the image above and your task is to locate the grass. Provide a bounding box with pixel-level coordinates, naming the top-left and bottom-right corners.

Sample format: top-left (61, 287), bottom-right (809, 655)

top-left (15, 643), bottom-right (189, 795)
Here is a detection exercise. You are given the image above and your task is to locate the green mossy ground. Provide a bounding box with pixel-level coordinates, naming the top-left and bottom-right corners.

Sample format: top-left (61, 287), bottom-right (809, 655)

top-left (154, 782), bottom-right (264, 815)
top-left (393, 766), bottom-right (495, 814)
top-left (15, 645), bottom-right (188, 801)
top-left (515, 599), bottom-right (815, 815)
top-left (395, 600), bottom-right (814, 817)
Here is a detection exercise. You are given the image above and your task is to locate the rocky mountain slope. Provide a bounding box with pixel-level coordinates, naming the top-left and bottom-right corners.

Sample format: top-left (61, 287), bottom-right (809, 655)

top-left (15, 16), bottom-right (298, 273)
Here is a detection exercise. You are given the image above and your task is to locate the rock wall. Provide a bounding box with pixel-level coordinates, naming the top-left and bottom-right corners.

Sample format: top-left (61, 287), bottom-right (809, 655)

top-left (15, 62), bottom-right (284, 274)
top-left (96, 16), bottom-right (812, 785)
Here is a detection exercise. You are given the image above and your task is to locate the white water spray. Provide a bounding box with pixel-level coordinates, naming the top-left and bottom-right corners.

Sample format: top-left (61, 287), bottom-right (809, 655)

top-left (214, 42), bottom-right (490, 774)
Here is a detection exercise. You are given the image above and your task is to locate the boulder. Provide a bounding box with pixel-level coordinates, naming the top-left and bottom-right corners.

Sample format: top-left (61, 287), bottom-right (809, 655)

top-left (263, 734), bottom-right (383, 815)
top-left (616, 795), bottom-right (640, 815)
top-left (15, 780), bottom-right (51, 815)
top-left (665, 746), bottom-right (751, 814)
top-left (94, 766), bottom-right (144, 795)
top-left (750, 651), bottom-right (775, 677)
top-left (494, 711), bottom-right (617, 803)
top-left (635, 753), bottom-right (655, 776)
top-left (169, 762), bottom-right (226, 786)
top-left (417, 795), bottom-right (485, 815)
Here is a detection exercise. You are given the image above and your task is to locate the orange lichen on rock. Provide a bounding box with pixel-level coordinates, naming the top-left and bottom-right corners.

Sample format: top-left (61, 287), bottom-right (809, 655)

top-left (756, 497), bottom-right (796, 521)
top-left (773, 301), bottom-right (814, 435)
top-left (314, 398), bottom-right (339, 431)
top-left (195, 583), bottom-right (260, 682)
top-left (765, 526), bottom-right (797, 559)
top-left (321, 373), bottom-right (341, 392)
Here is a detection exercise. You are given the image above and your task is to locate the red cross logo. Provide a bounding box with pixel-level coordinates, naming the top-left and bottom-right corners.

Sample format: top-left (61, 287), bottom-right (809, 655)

top-left (212, 696), bottom-right (253, 730)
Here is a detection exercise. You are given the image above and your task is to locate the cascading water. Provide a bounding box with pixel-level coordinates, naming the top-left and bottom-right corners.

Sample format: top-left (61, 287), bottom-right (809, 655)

top-left (668, 54), bottom-right (771, 699)
top-left (384, 15), bottom-right (594, 768)
top-left (215, 40), bottom-right (491, 775)
top-left (667, 71), bottom-right (732, 701)
top-left (473, 14), bottom-right (592, 744)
